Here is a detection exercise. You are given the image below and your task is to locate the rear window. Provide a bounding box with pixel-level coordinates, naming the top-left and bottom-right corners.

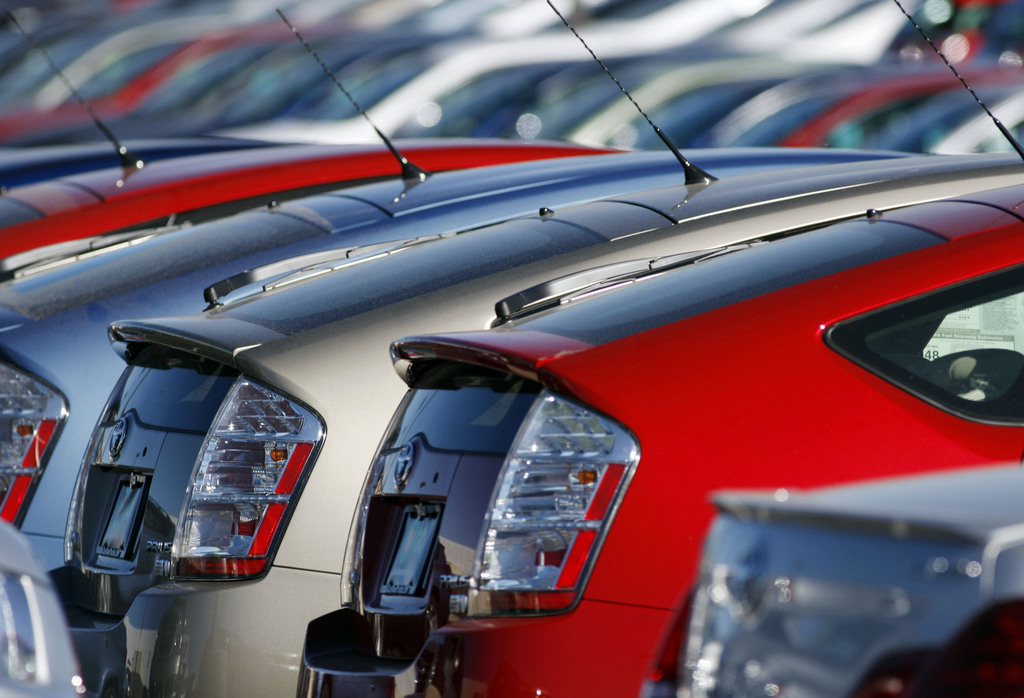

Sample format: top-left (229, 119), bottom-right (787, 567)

top-left (113, 345), bottom-right (238, 433)
top-left (829, 263), bottom-right (1024, 423)
top-left (513, 218), bottom-right (941, 346)
top-left (383, 364), bottom-right (541, 456)
top-left (0, 209), bottom-right (325, 321)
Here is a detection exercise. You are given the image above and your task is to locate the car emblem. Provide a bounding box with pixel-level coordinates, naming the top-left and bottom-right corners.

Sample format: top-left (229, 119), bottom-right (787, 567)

top-left (716, 534), bottom-right (768, 619)
top-left (108, 417), bottom-right (127, 461)
top-left (393, 443), bottom-right (414, 491)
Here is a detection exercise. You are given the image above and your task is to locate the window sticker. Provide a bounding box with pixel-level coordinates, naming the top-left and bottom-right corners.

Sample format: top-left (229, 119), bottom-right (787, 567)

top-left (924, 292), bottom-right (1024, 359)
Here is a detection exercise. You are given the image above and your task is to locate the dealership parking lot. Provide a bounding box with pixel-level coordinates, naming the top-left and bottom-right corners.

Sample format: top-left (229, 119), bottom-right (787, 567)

top-left (4, 1), bottom-right (1024, 696)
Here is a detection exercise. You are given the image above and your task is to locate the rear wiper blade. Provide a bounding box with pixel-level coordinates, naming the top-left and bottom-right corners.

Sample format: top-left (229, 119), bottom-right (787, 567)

top-left (494, 242), bottom-right (764, 324)
top-left (203, 233), bottom-right (450, 308)
top-left (0, 226), bottom-right (169, 282)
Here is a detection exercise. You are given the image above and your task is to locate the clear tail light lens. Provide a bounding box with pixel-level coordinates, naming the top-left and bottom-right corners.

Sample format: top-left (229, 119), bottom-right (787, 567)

top-left (469, 391), bottom-right (639, 616)
top-left (173, 378), bottom-right (322, 579)
top-left (0, 571), bottom-right (38, 683)
top-left (0, 364), bottom-right (64, 526)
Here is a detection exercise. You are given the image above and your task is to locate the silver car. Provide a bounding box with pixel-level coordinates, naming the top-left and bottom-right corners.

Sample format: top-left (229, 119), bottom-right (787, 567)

top-left (0, 520), bottom-right (82, 697)
top-left (679, 464), bottom-right (1024, 698)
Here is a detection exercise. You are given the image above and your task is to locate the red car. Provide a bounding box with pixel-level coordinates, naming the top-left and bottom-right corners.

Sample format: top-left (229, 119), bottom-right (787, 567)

top-left (0, 138), bottom-right (609, 261)
top-left (300, 182), bottom-right (1024, 696)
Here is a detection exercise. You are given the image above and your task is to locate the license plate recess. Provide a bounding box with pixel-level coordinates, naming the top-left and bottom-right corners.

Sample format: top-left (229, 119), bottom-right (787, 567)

top-left (97, 472), bottom-right (149, 562)
top-left (381, 502), bottom-right (443, 596)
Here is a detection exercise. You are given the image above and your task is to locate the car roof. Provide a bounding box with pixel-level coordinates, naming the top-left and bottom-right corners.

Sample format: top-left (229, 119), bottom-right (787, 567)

top-left (0, 136), bottom-right (271, 189)
top-left (384, 183), bottom-right (1024, 384)
top-left (0, 147), bottom-right (710, 321)
top-left (104, 151), bottom-right (1024, 365)
top-left (0, 138), bottom-right (608, 258)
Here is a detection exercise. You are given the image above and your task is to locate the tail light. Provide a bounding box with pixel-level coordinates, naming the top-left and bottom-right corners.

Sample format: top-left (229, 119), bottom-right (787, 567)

top-left (852, 654), bottom-right (924, 698)
top-left (905, 600), bottom-right (1024, 698)
top-left (0, 570), bottom-right (40, 683)
top-left (173, 378), bottom-right (323, 579)
top-left (0, 364), bottom-right (65, 526)
top-left (469, 391), bottom-right (639, 616)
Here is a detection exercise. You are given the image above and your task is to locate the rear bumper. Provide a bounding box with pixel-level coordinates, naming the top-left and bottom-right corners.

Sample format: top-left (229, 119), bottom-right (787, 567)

top-left (299, 600), bottom-right (673, 698)
top-left (55, 565), bottom-right (341, 697)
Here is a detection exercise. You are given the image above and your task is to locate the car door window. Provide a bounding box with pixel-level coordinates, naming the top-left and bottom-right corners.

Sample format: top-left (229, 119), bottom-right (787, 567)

top-left (829, 265), bottom-right (1024, 422)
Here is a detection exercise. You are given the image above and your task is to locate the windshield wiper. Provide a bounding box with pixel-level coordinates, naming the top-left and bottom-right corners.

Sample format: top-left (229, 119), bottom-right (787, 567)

top-left (493, 242), bottom-right (764, 325)
top-left (0, 226), bottom-right (171, 282)
top-left (203, 233), bottom-right (450, 308)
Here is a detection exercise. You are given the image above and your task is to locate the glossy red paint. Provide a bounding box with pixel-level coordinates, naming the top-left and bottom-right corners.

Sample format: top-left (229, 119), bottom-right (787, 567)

top-left (392, 328), bottom-right (594, 386)
top-left (381, 200), bottom-right (1024, 697)
top-left (0, 139), bottom-right (612, 258)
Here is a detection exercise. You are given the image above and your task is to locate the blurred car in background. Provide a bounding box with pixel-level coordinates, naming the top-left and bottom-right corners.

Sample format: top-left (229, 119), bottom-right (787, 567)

top-left (0, 519), bottom-right (82, 697)
top-left (218, 1), bottom-right (916, 146)
top-left (562, 55), bottom-right (833, 149)
top-left (779, 64), bottom-right (1024, 148)
top-left (665, 463), bottom-right (1024, 698)
top-left (9, 28), bottom-right (447, 146)
top-left (0, 13), bottom-right (235, 114)
top-left (0, 137), bottom-right (272, 189)
top-left (12, 0), bottom-right (1024, 158)
top-left (301, 178), bottom-right (1024, 697)
top-left (888, 0), bottom-right (1024, 65)
top-left (0, 19), bottom-right (347, 145)
top-left (929, 85), bottom-right (1024, 153)
top-left (694, 62), bottom-right (1024, 149)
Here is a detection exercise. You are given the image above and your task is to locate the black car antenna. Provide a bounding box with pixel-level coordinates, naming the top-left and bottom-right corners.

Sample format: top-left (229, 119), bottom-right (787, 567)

top-left (276, 8), bottom-right (429, 188)
top-left (891, 0), bottom-right (1024, 163)
top-left (6, 10), bottom-right (143, 172)
top-left (545, 0), bottom-right (714, 186)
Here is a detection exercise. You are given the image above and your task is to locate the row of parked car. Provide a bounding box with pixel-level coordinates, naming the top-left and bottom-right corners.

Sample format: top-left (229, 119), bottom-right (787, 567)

top-left (7, 0), bottom-right (1024, 154)
top-left (5, 1), bottom-right (1024, 697)
top-left (2, 138), bottom-right (1024, 696)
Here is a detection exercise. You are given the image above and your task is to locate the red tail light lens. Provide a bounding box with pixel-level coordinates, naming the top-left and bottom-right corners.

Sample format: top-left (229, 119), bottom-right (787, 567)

top-left (907, 600), bottom-right (1024, 698)
top-left (0, 364), bottom-right (65, 525)
top-left (173, 379), bottom-right (322, 579)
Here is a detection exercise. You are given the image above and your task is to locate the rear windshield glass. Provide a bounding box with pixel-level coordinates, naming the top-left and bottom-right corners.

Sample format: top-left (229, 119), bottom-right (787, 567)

top-left (829, 263), bottom-right (1024, 423)
top-left (383, 364), bottom-right (541, 456)
top-left (0, 209), bottom-right (324, 320)
top-left (113, 345), bottom-right (238, 434)
top-left (512, 219), bottom-right (941, 346)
